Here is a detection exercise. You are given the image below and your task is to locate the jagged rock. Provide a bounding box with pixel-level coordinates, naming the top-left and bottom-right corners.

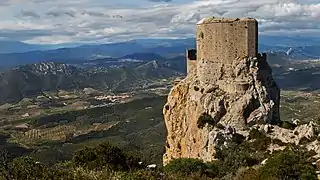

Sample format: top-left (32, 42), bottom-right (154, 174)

top-left (254, 121), bottom-right (319, 145)
top-left (252, 122), bottom-right (320, 162)
top-left (163, 18), bottom-right (280, 165)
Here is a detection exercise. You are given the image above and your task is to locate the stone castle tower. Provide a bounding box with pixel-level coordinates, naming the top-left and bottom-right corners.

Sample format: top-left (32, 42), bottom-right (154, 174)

top-left (163, 17), bottom-right (280, 165)
top-left (187, 18), bottom-right (258, 83)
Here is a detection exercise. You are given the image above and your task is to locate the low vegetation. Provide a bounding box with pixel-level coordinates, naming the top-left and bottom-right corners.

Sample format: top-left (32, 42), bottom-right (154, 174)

top-left (259, 148), bottom-right (318, 180)
top-left (0, 140), bottom-right (316, 180)
top-left (197, 112), bottom-right (218, 128)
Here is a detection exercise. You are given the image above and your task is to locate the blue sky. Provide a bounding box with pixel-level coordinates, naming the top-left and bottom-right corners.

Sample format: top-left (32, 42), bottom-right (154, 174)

top-left (0, 0), bottom-right (319, 44)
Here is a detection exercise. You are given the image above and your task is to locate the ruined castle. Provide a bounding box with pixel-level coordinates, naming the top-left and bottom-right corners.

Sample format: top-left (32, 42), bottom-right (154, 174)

top-left (163, 17), bottom-right (280, 165)
top-left (187, 17), bottom-right (260, 81)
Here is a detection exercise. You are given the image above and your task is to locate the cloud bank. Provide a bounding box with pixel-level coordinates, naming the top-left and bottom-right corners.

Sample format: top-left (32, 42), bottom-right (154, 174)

top-left (0, 0), bottom-right (319, 44)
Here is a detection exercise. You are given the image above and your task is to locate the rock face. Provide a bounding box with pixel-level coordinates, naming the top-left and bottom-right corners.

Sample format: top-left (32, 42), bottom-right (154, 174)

top-left (163, 18), bottom-right (281, 165)
top-left (254, 122), bottom-right (320, 162)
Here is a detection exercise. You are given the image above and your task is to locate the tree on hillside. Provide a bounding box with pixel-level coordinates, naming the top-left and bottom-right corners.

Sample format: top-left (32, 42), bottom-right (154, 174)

top-left (0, 149), bottom-right (13, 180)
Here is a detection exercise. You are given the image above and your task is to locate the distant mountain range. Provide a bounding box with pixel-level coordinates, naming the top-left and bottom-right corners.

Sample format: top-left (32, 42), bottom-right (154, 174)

top-left (1, 50), bottom-right (320, 104)
top-left (0, 60), bottom-right (184, 104)
top-left (0, 41), bottom-right (48, 53)
top-left (0, 35), bottom-right (319, 104)
top-left (0, 35), bottom-right (319, 68)
top-left (0, 41), bottom-right (85, 54)
top-left (258, 36), bottom-right (320, 47)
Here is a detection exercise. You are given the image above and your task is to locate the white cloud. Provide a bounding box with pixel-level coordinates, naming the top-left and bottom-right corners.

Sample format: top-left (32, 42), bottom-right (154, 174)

top-left (0, 0), bottom-right (319, 44)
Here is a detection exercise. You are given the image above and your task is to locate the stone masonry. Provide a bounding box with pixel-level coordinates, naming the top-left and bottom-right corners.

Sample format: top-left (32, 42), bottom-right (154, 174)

top-left (196, 18), bottom-right (258, 84)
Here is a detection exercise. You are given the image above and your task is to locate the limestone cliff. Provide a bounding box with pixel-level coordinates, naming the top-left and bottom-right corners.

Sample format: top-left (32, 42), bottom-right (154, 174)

top-left (163, 17), bottom-right (281, 165)
top-left (163, 55), bottom-right (281, 164)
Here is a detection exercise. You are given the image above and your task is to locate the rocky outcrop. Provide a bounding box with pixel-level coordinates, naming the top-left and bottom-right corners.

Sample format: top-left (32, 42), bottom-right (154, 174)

top-left (255, 122), bottom-right (318, 146)
top-left (163, 54), bottom-right (280, 165)
top-left (163, 17), bottom-right (282, 165)
top-left (255, 122), bottom-right (320, 167)
top-left (163, 19), bottom-right (320, 178)
top-left (162, 17), bottom-right (320, 168)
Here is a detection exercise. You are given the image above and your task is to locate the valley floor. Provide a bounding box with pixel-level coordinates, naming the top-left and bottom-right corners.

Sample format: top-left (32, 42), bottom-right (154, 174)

top-left (0, 82), bottom-right (320, 167)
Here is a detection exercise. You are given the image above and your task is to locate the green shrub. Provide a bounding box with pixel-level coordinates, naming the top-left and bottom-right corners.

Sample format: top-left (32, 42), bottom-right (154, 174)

top-left (166, 172), bottom-right (215, 180)
top-left (120, 170), bottom-right (161, 180)
top-left (197, 113), bottom-right (217, 128)
top-left (72, 141), bottom-right (140, 171)
top-left (259, 148), bottom-right (317, 180)
top-left (214, 143), bottom-right (260, 176)
top-left (72, 146), bottom-right (99, 169)
top-left (164, 158), bottom-right (208, 175)
top-left (42, 167), bottom-right (73, 180)
top-left (95, 142), bottom-right (128, 170)
top-left (11, 156), bottom-right (46, 180)
top-left (246, 129), bottom-right (271, 151)
top-left (234, 167), bottom-right (259, 180)
top-left (124, 151), bottom-right (143, 170)
top-left (248, 129), bottom-right (265, 140)
top-left (205, 160), bottom-right (222, 178)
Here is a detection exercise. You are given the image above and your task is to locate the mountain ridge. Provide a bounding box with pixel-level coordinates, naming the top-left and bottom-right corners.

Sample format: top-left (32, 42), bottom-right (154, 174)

top-left (1, 36), bottom-right (320, 68)
top-left (0, 60), bottom-right (184, 104)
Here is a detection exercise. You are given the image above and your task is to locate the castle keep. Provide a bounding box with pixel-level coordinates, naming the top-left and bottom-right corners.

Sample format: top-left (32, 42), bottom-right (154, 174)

top-left (197, 18), bottom-right (258, 64)
top-left (187, 18), bottom-right (259, 83)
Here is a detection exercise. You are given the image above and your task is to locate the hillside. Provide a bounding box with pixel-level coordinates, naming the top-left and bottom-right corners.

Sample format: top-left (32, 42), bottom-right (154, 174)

top-left (2, 50), bottom-right (320, 105)
top-left (0, 94), bottom-right (167, 164)
top-left (0, 61), bottom-right (183, 104)
top-left (2, 51), bottom-right (320, 105)
top-left (275, 67), bottom-right (320, 90)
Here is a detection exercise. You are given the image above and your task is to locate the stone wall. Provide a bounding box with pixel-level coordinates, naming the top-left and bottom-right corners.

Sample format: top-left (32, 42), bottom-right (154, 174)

top-left (196, 18), bottom-right (258, 84)
top-left (186, 49), bottom-right (197, 73)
